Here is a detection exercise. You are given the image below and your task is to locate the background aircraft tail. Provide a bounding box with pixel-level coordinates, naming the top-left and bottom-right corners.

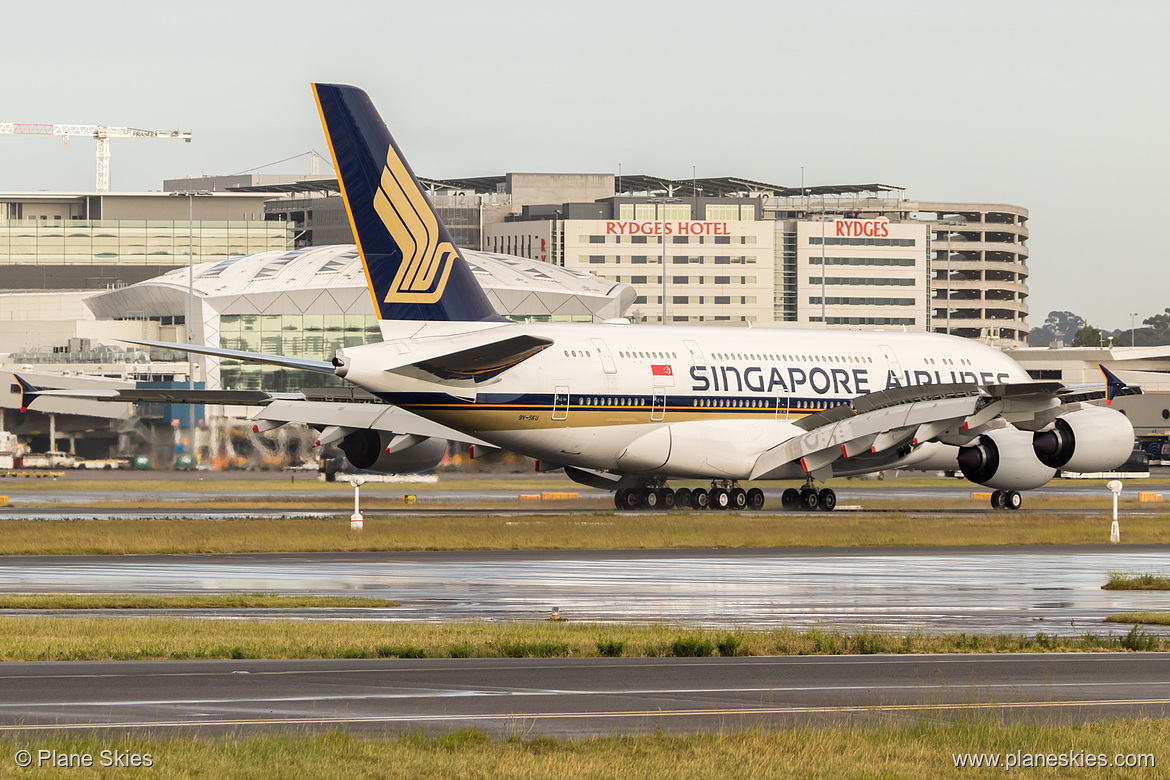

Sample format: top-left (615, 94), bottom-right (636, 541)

top-left (312, 83), bottom-right (504, 325)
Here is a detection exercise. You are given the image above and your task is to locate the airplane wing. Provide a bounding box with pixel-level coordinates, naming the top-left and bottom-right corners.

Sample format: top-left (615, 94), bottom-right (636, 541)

top-left (251, 399), bottom-right (493, 447)
top-left (13, 374), bottom-right (492, 448)
top-left (750, 369), bottom-right (1140, 481)
top-left (1055, 364), bottom-right (1140, 405)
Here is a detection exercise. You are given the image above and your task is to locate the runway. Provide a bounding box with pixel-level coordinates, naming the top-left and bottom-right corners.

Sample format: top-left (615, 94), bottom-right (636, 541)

top-left (4, 474), bottom-right (1167, 508)
top-left (1, 654), bottom-right (1168, 736)
top-left (2, 547), bottom-right (1169, 635)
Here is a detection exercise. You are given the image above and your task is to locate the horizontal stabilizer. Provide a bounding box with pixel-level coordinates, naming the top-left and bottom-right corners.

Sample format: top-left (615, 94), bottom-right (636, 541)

top-left (390, 334), bottom-right (554, 384)
top-left (118, 338), bottom-right (336, 375)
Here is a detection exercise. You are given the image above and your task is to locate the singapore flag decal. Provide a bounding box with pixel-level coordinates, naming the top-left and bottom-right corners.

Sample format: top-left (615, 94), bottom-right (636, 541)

top-left (651, 364), bottom-right (672, 376)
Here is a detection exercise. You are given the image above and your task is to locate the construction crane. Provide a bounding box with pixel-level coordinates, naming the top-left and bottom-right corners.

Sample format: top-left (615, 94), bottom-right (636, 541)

top-left (0, 123), bottom-right (192, 192)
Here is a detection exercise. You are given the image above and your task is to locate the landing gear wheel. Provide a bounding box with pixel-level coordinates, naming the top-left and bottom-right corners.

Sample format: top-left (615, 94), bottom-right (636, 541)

top-left (781, 488), bottom-right (800, 510)
top-left (746, 488), bottom-right (765, 511)
top-left (616, 488), bottom-right (641, 511)
top-left (817, 488), bottom-right (836, 511)
top-left (641, 488), bottom-right (660, 510)
top-left (674, 487), bottom-right (694, 510)
top-left (990, 490), bottom-right (1007, 510)
top-left (659, 488), bottom-right (676, 511)
top-left (694, 489), bottom-right (710, 510)
top-left (730, 488), bottom-right (747, 510)
top-left (800, 488), bottom-right (820, 511)
top-left (1005, 490), bottom-right (1022, 510)
top-left (710, 488), bottom-right (730, 510)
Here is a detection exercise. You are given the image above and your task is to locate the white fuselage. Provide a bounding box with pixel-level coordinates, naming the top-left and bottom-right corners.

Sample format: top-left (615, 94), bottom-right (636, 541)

top-left (335, 322), bottom-right (1029, 479)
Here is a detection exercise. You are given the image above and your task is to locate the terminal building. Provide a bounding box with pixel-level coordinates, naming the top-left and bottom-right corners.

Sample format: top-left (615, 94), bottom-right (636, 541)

top-left (82, 245), bottom-right (632, 392)
top-left (0, 191), bottom-right (288, 289)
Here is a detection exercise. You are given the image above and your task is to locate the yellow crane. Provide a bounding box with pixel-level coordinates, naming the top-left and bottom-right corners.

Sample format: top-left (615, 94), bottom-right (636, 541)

top-left (0, 123), bottom-right (192, 192)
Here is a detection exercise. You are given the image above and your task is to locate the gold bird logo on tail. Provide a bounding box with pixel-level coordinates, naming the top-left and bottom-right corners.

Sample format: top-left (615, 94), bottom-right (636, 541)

top-left (372, 146), bottom-right (457, 304)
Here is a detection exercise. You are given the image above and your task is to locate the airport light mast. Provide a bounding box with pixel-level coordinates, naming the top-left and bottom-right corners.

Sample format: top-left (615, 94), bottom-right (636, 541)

top-left (0, 123), bottom-right (192, 192)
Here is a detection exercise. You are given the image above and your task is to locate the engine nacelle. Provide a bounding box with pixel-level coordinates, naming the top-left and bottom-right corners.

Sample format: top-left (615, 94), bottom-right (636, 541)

top-left (1032, 406), bottom-right (1135, 473)
top-left (338, 429), bottom-right (447, 474)
top-left (957, 426), bottom-right (1056, 490)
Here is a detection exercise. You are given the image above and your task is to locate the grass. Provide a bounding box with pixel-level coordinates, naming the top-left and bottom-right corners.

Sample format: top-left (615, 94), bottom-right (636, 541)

top-left (0, 721), bottom-right (1163, 779)
top-left (0, 619), bottom-right (1162, 662)
top-left (1106, 612), bottom-right (1170, 626)
top-left (1103, 571), bottom-right (1170, 590)
top-left (0, 593), bottom-right (398, 610)
top-left (3, 508), bottom-right (1170, 555)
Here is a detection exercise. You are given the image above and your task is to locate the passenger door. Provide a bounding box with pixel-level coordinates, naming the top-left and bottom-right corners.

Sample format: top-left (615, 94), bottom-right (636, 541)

top-left (651, 389), bottom-right (666, 422)
top-left (552, 386), bottom-right (570, 421)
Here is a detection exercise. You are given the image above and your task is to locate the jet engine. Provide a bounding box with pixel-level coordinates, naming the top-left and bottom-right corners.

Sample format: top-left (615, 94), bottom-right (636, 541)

top-left (957, 426), bottom-right (1056, 490)
top-left (1032, 407), bottom-right (1134, 473)
top-left (338, 429), bottom-right (447, 474)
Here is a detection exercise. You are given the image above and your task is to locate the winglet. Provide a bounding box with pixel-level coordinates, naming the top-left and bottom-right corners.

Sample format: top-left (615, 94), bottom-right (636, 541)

top-left (1099, 364), bottom-right (1126, 406)
top-left (12, 374), bottom-right (39, 413)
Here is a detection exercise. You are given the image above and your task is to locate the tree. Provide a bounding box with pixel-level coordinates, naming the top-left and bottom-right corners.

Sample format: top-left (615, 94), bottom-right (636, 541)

top-left (1072, 324), bottom-right (1103, 347)
top-left (1029, 325), bottom-right (1057, 346)
top-left (1026, 326), bottom-right (1055, 346)
top-left (1143, 308), bottom-right (1170, 341)
top-left (1044, 311), bottom-right (1085, 341)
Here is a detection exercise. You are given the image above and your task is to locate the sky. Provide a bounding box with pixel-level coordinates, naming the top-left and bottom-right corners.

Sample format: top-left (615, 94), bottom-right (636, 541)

top-left (2, 0), bottom-right (1166, 331)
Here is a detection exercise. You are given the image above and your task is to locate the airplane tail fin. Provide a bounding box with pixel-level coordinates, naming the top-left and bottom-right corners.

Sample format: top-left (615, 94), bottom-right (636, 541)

top-left (1099, 363), bottom-right (1127, 406)
top-left (312, 83), bottom-right (504, 326)
top-left (13, 374), bottom-right (39, 413)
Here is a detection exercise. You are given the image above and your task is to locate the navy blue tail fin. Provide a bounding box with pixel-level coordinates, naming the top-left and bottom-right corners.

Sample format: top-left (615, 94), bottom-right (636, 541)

top-left (312, 83), bottom-right (504, 324)
top-left (1099, 363), bottom-right (1126, 406)
top-left (13, 374), bottom-right (39, 412)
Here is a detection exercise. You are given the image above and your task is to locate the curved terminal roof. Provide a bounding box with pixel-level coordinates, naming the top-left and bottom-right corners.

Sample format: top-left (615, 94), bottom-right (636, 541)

top-left (86, 245), bottom-right (635, 322)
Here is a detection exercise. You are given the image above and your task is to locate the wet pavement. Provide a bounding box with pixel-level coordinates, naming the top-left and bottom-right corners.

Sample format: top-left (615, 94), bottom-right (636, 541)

top-left (1, 547), bottom-right (1168, 636)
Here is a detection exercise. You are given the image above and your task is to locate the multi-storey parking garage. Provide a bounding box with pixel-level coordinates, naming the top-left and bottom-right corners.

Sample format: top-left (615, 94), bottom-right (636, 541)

top-left (926, 202), bottom-right (1029, 344)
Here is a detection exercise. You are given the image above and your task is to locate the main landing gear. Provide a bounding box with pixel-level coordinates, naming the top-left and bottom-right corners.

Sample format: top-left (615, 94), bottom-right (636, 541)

top-left (614, 480), bottom-right (766, 512)
top-left (989, 489), bottom-right (1023, 510)
top-left (780, 477), bottom-right (836, 512)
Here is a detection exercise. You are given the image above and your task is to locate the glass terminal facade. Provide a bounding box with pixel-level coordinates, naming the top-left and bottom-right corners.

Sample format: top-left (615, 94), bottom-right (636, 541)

top-left (0, 220), bottom-right (291, 266)
top-left (218, 313), bottom-right (380, 392)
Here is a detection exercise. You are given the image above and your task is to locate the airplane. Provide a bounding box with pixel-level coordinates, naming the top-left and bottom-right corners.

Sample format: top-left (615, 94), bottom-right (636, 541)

top-left (15, 83), bottom-right (1139, 512)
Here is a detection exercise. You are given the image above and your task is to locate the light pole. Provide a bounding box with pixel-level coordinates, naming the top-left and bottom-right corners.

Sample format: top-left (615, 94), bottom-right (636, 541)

top-left (946, 246), bottom-right (952, 335)
top-left (187, 192), bottom-right (194, 405)
top-left (661, 201), bottom-right (667, 324)
top-left (820, 211), bottom-right (826, 325)
top-left (169, 190), bottom-right (210, 432)
top-left (1131, 312), bottom-right (1138, 347)
top-left (657, 199), bottom-right (680, 324)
